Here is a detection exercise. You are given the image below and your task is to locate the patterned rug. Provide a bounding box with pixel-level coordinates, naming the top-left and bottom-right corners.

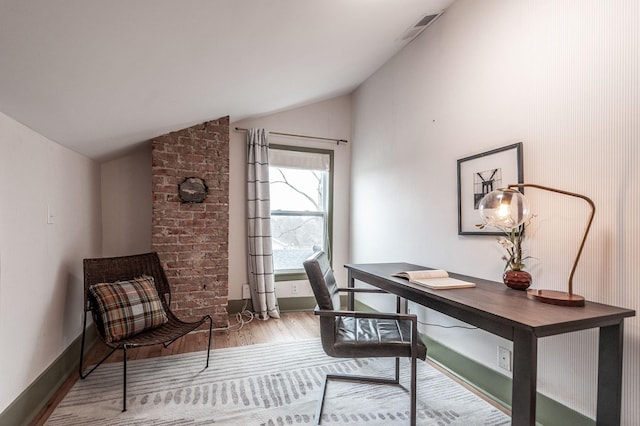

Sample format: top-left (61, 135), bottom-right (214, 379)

top-left (47, 339), bottom-right (510, 425)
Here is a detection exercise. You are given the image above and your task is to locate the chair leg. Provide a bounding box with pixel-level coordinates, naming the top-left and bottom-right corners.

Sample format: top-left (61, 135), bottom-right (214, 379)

top-left (205, 315), bottom-right (212, 369)
top-left (410, 355), bottom-right (417, 426)
top-left (79, 312), bottom-right (118, 380)
top-left (122, 345), bottom-right (128, 412)
top-left (78, 312), bottom-right (88, 379)
top-left (314, 359), bottom-right (403, 425)
top-left (314, 373), bottom-right (330, 426)
top-left (80, 347), bottom-right (118, 380)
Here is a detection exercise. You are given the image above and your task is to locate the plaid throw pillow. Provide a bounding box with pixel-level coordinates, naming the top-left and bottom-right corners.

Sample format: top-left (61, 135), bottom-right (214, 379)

top-left (89, 275), bottom-right (168, 343)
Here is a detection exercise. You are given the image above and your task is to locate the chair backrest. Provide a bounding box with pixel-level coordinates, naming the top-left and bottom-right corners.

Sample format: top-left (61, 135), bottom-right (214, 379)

top-left (303, 251), bottom-right (342, 355)
top-left (83, 252), bottom-right (172, 314)
top-left (303, 251), bottom-right (341, 312)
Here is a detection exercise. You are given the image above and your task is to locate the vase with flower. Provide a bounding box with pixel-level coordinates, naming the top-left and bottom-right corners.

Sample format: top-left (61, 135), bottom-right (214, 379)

top-left (478, 216), bottom-right (535, 290)
top-left (498, 222), bottom-right (533, 290)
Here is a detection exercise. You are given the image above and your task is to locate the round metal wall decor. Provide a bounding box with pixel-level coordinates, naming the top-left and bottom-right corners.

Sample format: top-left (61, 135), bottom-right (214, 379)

top-left (178, 177), bottom-right (208, 203)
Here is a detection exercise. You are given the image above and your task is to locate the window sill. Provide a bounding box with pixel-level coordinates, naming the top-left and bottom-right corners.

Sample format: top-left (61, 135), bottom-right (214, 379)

top-left (275, 272), bottom-right (307, 282)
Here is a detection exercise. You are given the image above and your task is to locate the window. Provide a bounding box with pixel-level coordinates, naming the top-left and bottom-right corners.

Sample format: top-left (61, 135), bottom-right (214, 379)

top-left (269, 145), bottom-right (333, 279)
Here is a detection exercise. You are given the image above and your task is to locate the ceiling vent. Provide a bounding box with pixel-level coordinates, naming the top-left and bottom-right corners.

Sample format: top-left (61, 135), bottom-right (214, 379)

top-left (400, 11), bottom-right (444, 41)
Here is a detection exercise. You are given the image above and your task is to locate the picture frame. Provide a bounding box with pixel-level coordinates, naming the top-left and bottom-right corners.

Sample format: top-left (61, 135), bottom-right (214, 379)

top-left (457, 142), bottom-right (523, 235)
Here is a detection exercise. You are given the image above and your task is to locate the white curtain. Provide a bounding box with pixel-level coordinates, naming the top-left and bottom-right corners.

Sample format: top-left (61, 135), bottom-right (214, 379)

top-left (246, 128), bottom-right (280, 320)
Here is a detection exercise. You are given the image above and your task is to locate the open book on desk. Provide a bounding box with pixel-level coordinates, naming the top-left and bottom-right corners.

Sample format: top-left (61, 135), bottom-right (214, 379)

top-left (392, 269), bottom-right (476, 290)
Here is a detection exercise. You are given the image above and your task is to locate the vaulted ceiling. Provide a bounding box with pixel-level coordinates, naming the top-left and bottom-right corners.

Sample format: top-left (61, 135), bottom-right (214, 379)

top-left (0, 0), bottom-right (454, 160)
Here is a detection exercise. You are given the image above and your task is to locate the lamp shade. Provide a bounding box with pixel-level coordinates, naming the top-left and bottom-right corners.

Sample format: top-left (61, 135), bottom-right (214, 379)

top-left (478, 188), bottom-right (530, 229)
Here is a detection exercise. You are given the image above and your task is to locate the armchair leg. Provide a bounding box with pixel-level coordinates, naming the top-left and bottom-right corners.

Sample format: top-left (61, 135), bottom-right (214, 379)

top-left (410, 355), bottom-right (417, 426)
top-left (80, 346), bottom-right (117, 380)
top-left (205, 315), bottom-right (212, 368)
top-left (314, 358), bottom-right (402, 425)
top-left (78, 312), bottom-right (88, 379)
top-left (314, 372), bottom-right (330, 425)
top-left (122, 345), bottom-right (128, 412)
top-left (79, 312), bottom-right (118, 380)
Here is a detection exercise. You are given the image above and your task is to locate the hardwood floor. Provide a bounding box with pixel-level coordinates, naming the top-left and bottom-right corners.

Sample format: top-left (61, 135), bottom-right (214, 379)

top-left (30, 311), bottom-right (320, 426)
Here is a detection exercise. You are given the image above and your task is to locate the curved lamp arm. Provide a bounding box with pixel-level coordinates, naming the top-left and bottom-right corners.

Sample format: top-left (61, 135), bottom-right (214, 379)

top-left (508, 183), bottom-right (596, 296)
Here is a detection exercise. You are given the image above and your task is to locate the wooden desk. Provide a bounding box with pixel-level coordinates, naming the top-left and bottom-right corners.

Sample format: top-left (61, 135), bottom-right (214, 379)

top-left (345, 262), bottom-right (635, 426)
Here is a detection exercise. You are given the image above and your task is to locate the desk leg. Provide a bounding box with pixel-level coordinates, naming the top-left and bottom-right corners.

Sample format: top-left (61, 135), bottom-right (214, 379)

top-left (512, 329), bottom-right (537, 426)
top-left (596, 322), bottom-right (624, 426)
top-left (347, 269), bottom-right (355, 310)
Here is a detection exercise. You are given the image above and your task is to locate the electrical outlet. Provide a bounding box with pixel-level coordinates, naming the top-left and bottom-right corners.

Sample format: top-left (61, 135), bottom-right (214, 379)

top-left (291, 282), bottom-right (299, 295)
top-left (498, 346), bottom-right (512, 371)
top-left (242, 284), bottom-right (250, 299)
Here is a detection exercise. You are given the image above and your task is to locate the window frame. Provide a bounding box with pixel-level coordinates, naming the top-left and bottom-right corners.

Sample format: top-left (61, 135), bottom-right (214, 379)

top-left (269, 144), bottom-right (334, 281)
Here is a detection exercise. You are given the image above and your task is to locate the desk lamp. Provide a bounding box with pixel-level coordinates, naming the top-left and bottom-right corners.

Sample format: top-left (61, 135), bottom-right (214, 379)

top-left (478, 184), bottom-right (595, 307)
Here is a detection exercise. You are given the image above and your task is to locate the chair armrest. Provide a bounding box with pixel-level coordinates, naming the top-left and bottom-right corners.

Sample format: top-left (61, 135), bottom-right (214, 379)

top-left (314, 308), bottom-right (417, 323)
top-left (336, 287), bottom-right (403, 313)
top-left (336, 287), bottom-right (388, 294)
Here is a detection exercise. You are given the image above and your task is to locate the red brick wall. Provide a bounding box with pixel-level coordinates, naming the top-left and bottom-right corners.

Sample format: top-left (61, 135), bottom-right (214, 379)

top-left (151, 117), bottom-right (229, 328)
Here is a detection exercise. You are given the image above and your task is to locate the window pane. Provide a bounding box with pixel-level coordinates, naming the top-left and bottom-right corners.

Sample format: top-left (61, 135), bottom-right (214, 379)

top-left (269, 167), bottom-right (326, 212)
top-left (267, 147), bottom-right (332, 276)
top-left (271, 215), bottom-right (324, 271)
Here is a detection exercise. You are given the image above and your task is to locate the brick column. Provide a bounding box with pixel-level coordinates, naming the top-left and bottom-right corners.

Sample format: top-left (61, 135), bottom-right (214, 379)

top-left (151, 116), bottom-right (229, 328)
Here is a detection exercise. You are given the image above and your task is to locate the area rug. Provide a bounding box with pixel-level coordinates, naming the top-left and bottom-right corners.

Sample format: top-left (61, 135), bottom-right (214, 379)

top-left (47, 339), bottom-right (510, 425)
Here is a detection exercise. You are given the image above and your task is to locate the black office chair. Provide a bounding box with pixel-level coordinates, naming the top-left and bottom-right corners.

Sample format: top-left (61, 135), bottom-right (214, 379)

top-left (303, 251), bottom-right (427, 426)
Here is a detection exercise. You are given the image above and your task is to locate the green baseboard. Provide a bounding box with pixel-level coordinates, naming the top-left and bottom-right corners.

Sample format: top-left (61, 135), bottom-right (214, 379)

top-left (423, 335), bottom-right (594, 425)
top-left (0, 326), bottom-right (96, 426)
top-left (278, 296), bottom-right (330, 311)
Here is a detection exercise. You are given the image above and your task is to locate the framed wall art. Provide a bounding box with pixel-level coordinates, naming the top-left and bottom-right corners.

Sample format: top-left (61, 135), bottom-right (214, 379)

top-left (457, 142), bottom-right (523, 235)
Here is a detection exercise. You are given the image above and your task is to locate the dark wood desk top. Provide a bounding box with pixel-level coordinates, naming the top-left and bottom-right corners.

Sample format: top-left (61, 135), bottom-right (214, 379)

top-left (345, 262), bottom-right (636, 340)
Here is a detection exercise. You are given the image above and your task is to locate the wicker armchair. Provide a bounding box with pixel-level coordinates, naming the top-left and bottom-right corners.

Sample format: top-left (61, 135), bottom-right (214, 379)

top-left (79, 252), bottom-right (212, 412)
top-left (304, 251), bottom-right (427, 426)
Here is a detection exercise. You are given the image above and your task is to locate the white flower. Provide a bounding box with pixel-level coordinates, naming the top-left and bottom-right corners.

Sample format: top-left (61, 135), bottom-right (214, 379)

top-left (497, 237), bottom-right (514, 249)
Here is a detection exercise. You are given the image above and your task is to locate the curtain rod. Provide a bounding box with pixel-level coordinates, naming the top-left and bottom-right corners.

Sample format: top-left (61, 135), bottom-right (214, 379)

top-left (234, 127), bottom-right (348, 145)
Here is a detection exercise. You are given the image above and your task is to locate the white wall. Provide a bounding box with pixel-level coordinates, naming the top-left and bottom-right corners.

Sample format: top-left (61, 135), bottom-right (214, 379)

top-left (230, 95), bottom-right (352, 300)
top-left (101, 144), bottom-right (152, 256)
top-left (351, 0), bottom-right (639, 422)
top-left (0, 112), bottom-right (102, 413)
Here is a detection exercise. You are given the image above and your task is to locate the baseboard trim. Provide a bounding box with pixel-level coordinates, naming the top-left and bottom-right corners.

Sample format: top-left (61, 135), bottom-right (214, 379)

top-left (0, 326), bottom-right (96, 426)
top-left (423, 333), bottom-right (595, 425)
top-left (277, 296), bottom-right (319, 311)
